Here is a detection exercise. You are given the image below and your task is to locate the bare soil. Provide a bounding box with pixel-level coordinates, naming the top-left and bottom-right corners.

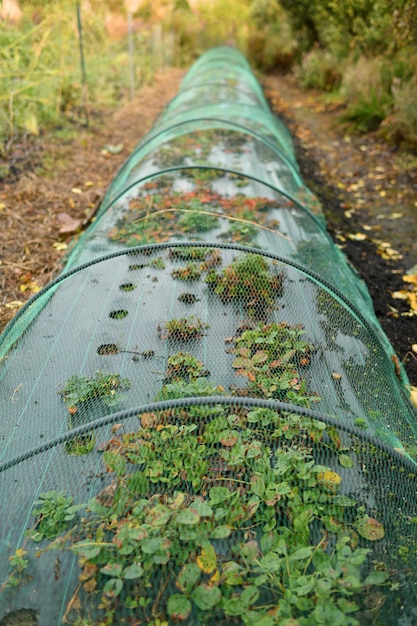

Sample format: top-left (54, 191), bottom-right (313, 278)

top-left (0, 67), bottom-right (416, 385)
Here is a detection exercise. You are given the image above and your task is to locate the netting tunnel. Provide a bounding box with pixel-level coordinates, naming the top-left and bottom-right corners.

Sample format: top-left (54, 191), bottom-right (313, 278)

top-left (1, 48), bottom-right (417, 625)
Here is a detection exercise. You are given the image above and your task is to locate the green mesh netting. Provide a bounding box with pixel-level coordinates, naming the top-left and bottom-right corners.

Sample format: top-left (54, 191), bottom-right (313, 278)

top-left (1, 47), bottom-right (417, 626)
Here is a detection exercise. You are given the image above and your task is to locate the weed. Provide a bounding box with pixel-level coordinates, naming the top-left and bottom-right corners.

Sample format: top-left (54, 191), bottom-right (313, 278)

top-left (171, 262), bottom-right (202, 281)
top-left (206, 253), bottom-right (282, 317)
top-left (64, 433), bottom-right (96, 456)
top-left (162, 317), bottom-right (209, 341)
top-left (26, 407), bottom-right (388, 625)
top-left (230, 322), bottom-right (318, 408)
top-left (59, 371), bottom-right (131, 417)
top-left (27, 491), bottom-right (83, 543)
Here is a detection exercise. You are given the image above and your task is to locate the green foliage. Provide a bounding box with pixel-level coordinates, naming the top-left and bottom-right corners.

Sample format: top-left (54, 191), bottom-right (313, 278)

top-left (59, 371), bottom-right (131, 412)
top-left (28, 490), bottom-right (83, 542)
top-left (295, 49), bottom-right (343, 92)
top-left (246, 0), bottom-right (296, 70)
top-left (2, 549), bottom-right (29, 589)
top-left (26, 408), bottom-right (388, 624)
top-left (162, 316), bottom-right (209, 341)
top-left (390, 78), bottom-right (417, 148)
top-left (172, 262), bottom-right (202, 281)
top-left (164, 351), bottom-right (209, 382)
top-left (206, 253), bottom-right (282, 317)
top-left (340, 56), bottom-right (393, 131)
top-left (231, 322), bottom-right (318, 407)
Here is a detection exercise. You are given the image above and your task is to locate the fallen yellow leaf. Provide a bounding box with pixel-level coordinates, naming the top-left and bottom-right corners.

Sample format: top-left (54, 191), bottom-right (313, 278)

top-left (403, 274), bottom-right (417, 286)
top-left (409, 386), bottom-right (417, 410)
top-left (392, 291), bottom-right (409, 300)
top-left (4, 301), bottom-right (24, 310)
top-left (53, 242), bottom-right (68, 251)
top-left (347, 232), bottom-right (367, 241)
top-left (20, 280), bottom-right (40, 294)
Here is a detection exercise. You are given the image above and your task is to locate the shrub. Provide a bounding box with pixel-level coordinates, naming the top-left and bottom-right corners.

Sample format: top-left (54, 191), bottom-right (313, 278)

top-left (388, 78), bottom-right (417, 148)
top-left (340, 56), bottom-right (392, 131)
top-left (295, 48), bottom-right (343, 91)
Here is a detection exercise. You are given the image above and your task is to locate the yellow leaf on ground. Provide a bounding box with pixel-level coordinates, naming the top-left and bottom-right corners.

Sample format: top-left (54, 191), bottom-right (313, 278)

top-left (20, 280), bottom-right (40, 294)
top-left (392, 291), bottom-right (409, 300)
top-left (53, 242), bottom-right (68, 251)
top-left (409, 386), bottom-right (417, 410)
top-left (403, 274), bottom-right (417, 286)
top-left (347, 232), bottom-right (367, 241)
top-left (4, 301), bottom-right (24, 310)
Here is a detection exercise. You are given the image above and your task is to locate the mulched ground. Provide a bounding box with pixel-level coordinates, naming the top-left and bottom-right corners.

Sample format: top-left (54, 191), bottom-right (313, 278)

top-left (0, 67), bottom-right (416, 386)
top-left (264, 74), bottom-right (417, 386)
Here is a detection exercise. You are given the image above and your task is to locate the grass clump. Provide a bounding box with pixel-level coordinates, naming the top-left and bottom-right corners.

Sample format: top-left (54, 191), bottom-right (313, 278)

top-left (295, 49), bottom-right (343, 92)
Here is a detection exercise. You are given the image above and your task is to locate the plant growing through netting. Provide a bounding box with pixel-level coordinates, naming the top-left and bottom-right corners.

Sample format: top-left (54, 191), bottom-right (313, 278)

top-left (206, 253), bottom-right (282, 316)
top-left (172, 262), bottom-right (203, 281)
top-left (107, 181), bottom-right (282, 248)
top-left (19, 355), bottom-right (390, 625)
top-left (161, 316), bottom-right (210, 341)
top-left (59, 371), bottom-right (131, 417)
top-left (230, 322), bottom-right (317, 406)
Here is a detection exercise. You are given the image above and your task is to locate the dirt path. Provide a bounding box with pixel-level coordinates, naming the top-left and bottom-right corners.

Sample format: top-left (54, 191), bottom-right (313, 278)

top-left (0, 67), bottom-right (416, 385)
top-left (263, 74), bottom-right (417, 385)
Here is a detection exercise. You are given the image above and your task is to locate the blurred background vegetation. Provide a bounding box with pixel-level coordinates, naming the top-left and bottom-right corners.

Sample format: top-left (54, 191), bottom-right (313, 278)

top-left (0, 0), bottom-right (416, 157)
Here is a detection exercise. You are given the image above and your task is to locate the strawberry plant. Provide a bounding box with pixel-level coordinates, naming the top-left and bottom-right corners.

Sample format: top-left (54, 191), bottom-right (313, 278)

top-left (21, 350), bottom-right (390, 625)
top-left (230, 322), bottom-right (317, 406)
top-left (26, 407), bottom-right (387, 625)
top-left (59, 371), bottom-right (131, 418)
top-left (161, 317), bottom-right (209, 341)
top-left (206, 253), bottom-right (282, 317)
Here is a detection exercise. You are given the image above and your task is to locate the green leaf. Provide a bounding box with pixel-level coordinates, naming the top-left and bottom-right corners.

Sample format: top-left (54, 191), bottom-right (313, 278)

top-left (141, 537), bottom-right (164, 554)
top-left (242, 611), bottom-right (275, 626)
top-left (252, 350), bottom-right (268, 364)
top-left (356, 516), bottom-right (385, 541)
top-left (339, 454), bottom-right (354, 468)
top-left (103, 450), bottom-right (126, 477)
top-left (103, 577), bottom-right (123, 598)
top-left (210, 525), bottom-right (231, 539)
top-left (177, 563), bottom-right (201, 594)
top-left (259, 552), bottom-right (281, 572)
top-left (122, 563), bottom-right (144, 579)
top-left (209, 486), bottom-right (232, 504)
top-left (70, 541), bottom-right (102, 560)
top-left (191, 499), bottom-right (213, 517)
top-left (239, 540), bottom-right (259, 564)
top-left (250, 475), bottom-right (265, 498)
top-left (176, 508), bottom-right (200, 525)
top-left (192, 584), bottom-right (221, 611)
top-left (289, 546), bottom-right (314, 561)
top-left (241, 585), bottom-right (259, 607)
top-left (363, 570), bottom-right (388, 585)
top-left (196, 543), bottom-right (217, 573)
top-left (337, 598), bottom-right (359, 613)
top-left (167, 594), bottom-right (192, 621)
top-left (101, 562), bottom-right (123, 577)
top-left (332, 495), bottom-right (357, 507)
